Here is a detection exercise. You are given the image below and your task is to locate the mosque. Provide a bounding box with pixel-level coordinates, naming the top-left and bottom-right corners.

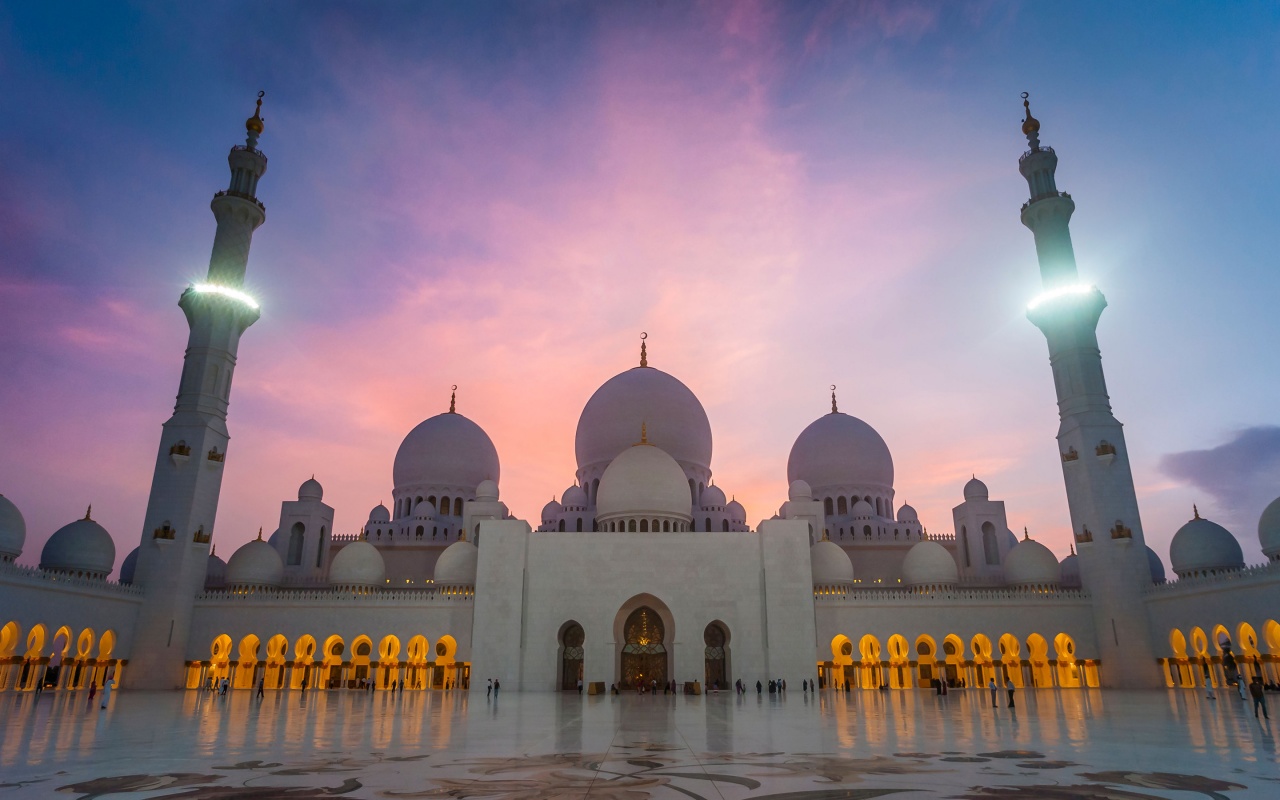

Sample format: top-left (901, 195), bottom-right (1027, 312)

top-left (1, 95), bottom-right (1278, 697)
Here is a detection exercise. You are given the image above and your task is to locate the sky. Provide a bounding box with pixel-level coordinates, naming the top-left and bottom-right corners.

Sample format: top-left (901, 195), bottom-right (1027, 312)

top-left (1, 1), bottom-right (1279, 574)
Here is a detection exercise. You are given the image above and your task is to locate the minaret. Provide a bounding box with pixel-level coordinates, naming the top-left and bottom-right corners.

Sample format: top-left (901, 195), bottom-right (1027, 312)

top-left (1019, 94), bottom-right (1158, 687)
top-left (127, 94), bottom-right (269, 688)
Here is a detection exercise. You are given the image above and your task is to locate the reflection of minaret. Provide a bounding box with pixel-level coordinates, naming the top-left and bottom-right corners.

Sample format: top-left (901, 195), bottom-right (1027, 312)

top-left (1019, 94), bottom-right (1157, 687)
top-left (128, 95), bottom-right (269, 688)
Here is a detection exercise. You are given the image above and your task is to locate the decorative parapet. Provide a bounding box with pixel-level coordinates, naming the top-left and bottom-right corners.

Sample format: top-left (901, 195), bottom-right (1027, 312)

top-left (331, 532), bottom-right (361, 543)
top-left (153, 523), bottom-right (176, 540)
top-left (926, 532), bottom-right (956, 543)
top-left (206, 448), bottom-right (225, 463)
top-left (169, 443), bottom-right (191, 456)
top-left (1110, 521), bottom-right (1132, 540)
top-left (0, 560), bottom-right (143, 597)
top-left (195, 585), bottom-right (474, 603)
top-left (192, 527), bottom-right (211, 544)
top-left (1144, 561), bottom-right (1279, 596)
top-left (213, 188), bottom-right (266, 211)
top-left (1075, 526), bottom-right (1093, 544)
top-left (814, 584), bottom-right (1089, 604)
top-left (1061, 447), bottom-right (1079, 462)
top-left (1095, 441), bottom-right (1116, 456)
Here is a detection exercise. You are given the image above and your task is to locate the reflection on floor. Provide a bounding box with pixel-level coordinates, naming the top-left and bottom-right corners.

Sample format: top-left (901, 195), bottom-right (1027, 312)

top-left (1, 688), bottom-right (1276, 798)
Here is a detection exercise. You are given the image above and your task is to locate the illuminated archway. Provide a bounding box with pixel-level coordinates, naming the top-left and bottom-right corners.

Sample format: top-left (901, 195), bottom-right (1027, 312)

top-left (998, 633), bottom-right (1023, 688)
top-left (350, 636), bottom-right (373, 688)
top-left (942, 635), bottom-right (965, 686)
top-left (292, 635), bottom-right (317, 689)
top-left (886, 634), bottom-right (910, 689)
top-left (1026, 634), bottom-right (1053, 687)
top-left (858, 635), bottom-right (882, 689)
top-left (1054, 633), bottom-right (1081, 688)
top-left (265, 635), bottom-right (289, 689)
top-left (434, 635), bottom-right (460, 689)
top-left (406, 635), bottom-right (429, 690)
top-left (209, 634), bottom-right (233, 685)
top-left (970, 634), bottom-right (994, 687)
top-left (235, 634), bottom-right (261, 689)
top-left (828, 635), bottom-right (854, 690)
top-left (0, 622), bottom-right (21, 691)
top-left (914, 635), bottom-right (937, 688)
top-left (1237, 623), bottom-right (1261, 684)
top-left (322, 635), bottom-right (346, 689)
top-left (378, 635), bottom-right (401, 689)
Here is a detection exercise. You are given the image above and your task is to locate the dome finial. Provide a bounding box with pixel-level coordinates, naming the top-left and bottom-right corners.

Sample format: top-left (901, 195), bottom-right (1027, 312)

top-left (449, 384), bottom-right (457, 414)
top-left (639, 332), bottom-right (648, 368)
top-left (1193, 504), bottom-right (1200, 520)
top-left (1023, 526), bottom-right (1030, 541)
top-left (245, 91), bottom-right (265, 147)
top-left (830, 384), bottom-right (838, 414)
top-left (637, 421), bottom-right (649, 445)
top-left (256, 527), bottom-right (263, 540)
top-left (212, 543), bottom-right (217, 556)
top-left (1020, 92), bottom-right (1041, 150)
top-left (84, 504), bottom-right (92, 520)
top-left (1069, 542), bottom-right (1075, 555)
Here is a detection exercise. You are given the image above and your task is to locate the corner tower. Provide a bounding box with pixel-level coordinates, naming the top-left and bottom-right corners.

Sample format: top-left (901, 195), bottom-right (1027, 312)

top-left (127, 95), bottom-right (269, 688)
top-left (1018, 95), bottom-right (1157, 687)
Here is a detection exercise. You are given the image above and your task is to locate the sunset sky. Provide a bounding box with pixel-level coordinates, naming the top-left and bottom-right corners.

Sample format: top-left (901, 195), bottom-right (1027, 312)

top-left (2, 1), bottom-right (1278, 572)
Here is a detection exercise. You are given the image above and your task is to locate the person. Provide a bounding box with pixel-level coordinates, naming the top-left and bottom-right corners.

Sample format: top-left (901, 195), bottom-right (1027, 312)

top-left (577, 678), bottom-right (583, 695)
top-left (651, 678), bottom-right (657, 695)
top-left (989, 678), bottom-right (997, 708)
top-left (756, 680), bottom-right (762, 694)
top-left (257, 677), bottom-right (265, 700)
top-left (493, 679), bottom-right (500, 696)
top-left (781, 679), bottom-right (787, 692)
top-left (1007, 681), bottom-right (1015, 708)
top-left (301, 674), bottom-right (308, 691)
top-left (1250, 676), bottom-right (1269, 720)
top-left (100, 676), bottom-right (114, 709)
top-left (611, 683), bottom-right (618, 695)
top-left (88, 681), bottom-right (97, 704)
top-left (802, 679), bottom-right (808, 693)
top-left (1237, 674), bottom-right (1248, 701)
top-left (487, 678), bottom-right (492, 698)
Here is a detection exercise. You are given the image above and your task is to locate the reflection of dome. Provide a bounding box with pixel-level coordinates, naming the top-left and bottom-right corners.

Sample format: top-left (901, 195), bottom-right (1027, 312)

top-left (902, 540), bottom-right (958, 586)
top-left (1060, 552), bottom-right (1080, 587)
top-left (434, 539), bottom-right (478, 585)
top-left (811, 539), bottom-right (854, 584)
top-left (575, 367), bottom-right (712, 476)
top-left (701, 484), bottom-right (726, 508)
top-left (897, 504), bottom-right (918, 523)
top-left (119, 546), bottom-right (140, 585)
top-left (1170, 510), bottom-right (1244, 578)
top-left (225, 538), bottom-right (284, 587)
top-left (963, 477), bottom-right (988, 501)
top-left (0, 494), bottom-right (26, 560)
top-left (596, 443), bottom-right (693, 525)
top-left (206, 549), bottom-right (227, 589)
top-left (298, 477), bottom-right (323, 501)
top-left (329, 540), bottom-right (386, 586)
top-left (394, 412), bottom-right (500, 492)
top-left (1003, 538), bottom-right (1061, 585)
top-left (789, 480), bottom-right (812, 501)
top-left (788, 412), bottom-right (893, 491)
top-left (1145, 545), bottom-right (1166, 584)
top-left (41, 511), bottom-right (116, 578)
top-left (476, 479), bottom-right (500, 502)
top-left (1259, 495), bottom-right (1280, 560)
top-left (368, 503), bottom-right (390, 523)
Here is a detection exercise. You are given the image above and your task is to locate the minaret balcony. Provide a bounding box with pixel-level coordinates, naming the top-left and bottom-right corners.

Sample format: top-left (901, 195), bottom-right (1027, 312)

top-left (1075, 527), bottom-right (1093, 544)
top-left (192, 527), bottom-right (211, 544)
top-left (213, 189), bottom-right (265, 212)
top-left (169, 443), bottom-right (191, 466)
top-left (1110, 521), bottom-right (1133, 541)
top-left (1061, 447), bottom-right (1079, 463)
top-left (1095, 440), bottom-right (1117, 465)
top-left (206, 448), bottom-right (225, 465)
top-left (153, 524), bottom-right (176, 541)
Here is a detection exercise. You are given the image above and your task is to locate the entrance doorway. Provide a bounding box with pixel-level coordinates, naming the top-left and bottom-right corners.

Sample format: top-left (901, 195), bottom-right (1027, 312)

top-left (621, 607), bottom-right (667, 689)
top-left (703, 622), bottom-right (728, 690)
top-left (560, 622), bottom-right (584, 690)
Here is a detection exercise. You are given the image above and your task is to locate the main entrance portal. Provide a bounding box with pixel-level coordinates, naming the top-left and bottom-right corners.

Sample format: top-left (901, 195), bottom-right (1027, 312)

top-left (620, 606), bottom-right (667, 689)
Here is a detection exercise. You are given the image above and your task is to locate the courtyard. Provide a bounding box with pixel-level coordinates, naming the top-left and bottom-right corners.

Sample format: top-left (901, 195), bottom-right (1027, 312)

top-left (1, 688), bottom-right (1275, 798)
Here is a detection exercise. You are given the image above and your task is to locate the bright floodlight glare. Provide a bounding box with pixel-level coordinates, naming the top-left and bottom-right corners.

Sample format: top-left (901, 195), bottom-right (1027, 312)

top-left (192, 283), bottom-right (260, 310)
top-left (1027, 283), bottom-right (1095, 311)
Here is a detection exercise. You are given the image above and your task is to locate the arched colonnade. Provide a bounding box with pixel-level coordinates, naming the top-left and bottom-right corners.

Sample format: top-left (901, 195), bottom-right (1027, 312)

top-left (0, 620), bottom-right (120, 692)
top-left (1161, 619), bottom-right (1280, 689)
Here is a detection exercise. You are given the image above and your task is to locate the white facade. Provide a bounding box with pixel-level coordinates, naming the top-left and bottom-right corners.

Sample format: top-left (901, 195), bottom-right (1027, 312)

top-left (2, 97), bottom-right (1280, 699)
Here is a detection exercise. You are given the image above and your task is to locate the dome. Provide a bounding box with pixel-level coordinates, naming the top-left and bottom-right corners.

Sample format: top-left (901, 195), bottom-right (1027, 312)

top-left (368, 503), bottom-right (390, 523)
top-left (1169, 511), bottom-right (1244, 577)
top-left (476, 479), bottom-right (500, 502)
top-left (963, 477), bottom-right (989, 501)
top-left (902, 540), bottom-right (959, 586)
top-left (1004, 528), bottom-right (1018, 550)
top-left (225, 537), bottom-right (284, 587)
top-left (788, 412), bottom-right (893, 492)
top-left (727, 498), bottom-right (746, 522)
top-left (701, 484), bottom-right (726, 508)
top-left (0, 494), bottom-right (26, 559)
top-left (394, 412), bottom-right (500, 493)
top-left (1059, 552), bottom-right (1080, 587)
top-left (411, 500), bottom-right (436, 519)
top-left (595, 443), bottom-right (693, 523)
top-left (298, 477), bottom-right (323, 502)
top-left (329, 540), bottom-right (386, 586)
top-left (40, 511), bottom-right (116, 578)
top-left (1146, 545), bottom-right (1166, 584)
top-left (561, 485), bottom-right (587, 508)
top-left (789, 480), bottom-right (812, 501)
top-left (541, 498), bottom-right (564, 522)
top-left (434, 539), bottom-right (478, 585)
top-left (811, 539), bottom-right (854, 584)
top-left (897, 503), bottom-right (918, 523)
top-left (575, 367), bottom-right (712, 475)
top-left (850, 500), bottom-right (874, 519)
top-left (1259, 495), bottom-right (1280, 559)
top-left (1003, 537), bottom-right (1061, 585)
top-left (206, 549), bottom-right (227, 589)
top-left (119, 546), bottom-right (140, 585)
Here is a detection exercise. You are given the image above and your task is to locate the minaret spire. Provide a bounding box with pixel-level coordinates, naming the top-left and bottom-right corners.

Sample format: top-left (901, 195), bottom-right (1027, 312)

top-left (830, 385), bottom-right (838, 414)
top-left (449, 385), bottom-right (457, 414)
top-left (1020, 93), bottom-right (1156, 687)
top-left (639, 332), bottom-right (648, 368)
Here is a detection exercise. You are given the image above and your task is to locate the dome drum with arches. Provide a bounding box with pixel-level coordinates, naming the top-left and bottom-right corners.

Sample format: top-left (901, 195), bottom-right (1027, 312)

top-left (787, 403), bottom-right (895, 502)
top-left (392, 399), bottom-right (500, 520)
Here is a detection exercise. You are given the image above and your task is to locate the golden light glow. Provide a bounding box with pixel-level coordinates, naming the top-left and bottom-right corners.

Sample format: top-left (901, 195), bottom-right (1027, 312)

top-left (192, 283), bottom-right (260, 310)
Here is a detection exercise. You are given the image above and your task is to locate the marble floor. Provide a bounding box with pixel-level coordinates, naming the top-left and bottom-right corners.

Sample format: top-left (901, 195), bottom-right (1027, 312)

top-left (1, 687), bottom-right (1276, 798)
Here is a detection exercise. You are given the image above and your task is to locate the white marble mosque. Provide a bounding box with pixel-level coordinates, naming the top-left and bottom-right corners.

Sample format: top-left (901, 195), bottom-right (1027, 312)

top-left (2, 95), bottom-right (1279, 700)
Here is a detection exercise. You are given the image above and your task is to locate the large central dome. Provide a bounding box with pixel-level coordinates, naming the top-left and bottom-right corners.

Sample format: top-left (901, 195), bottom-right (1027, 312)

top-left (394, 412), bottom-right (500, 492)
top-left (787, 411), bottom-right (894, 492)
top-left (575, 367), bottom-right (712, 475)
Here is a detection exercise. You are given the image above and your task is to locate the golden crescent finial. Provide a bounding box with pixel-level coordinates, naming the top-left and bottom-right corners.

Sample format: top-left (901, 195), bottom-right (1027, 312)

top-left (449, 385), bottom-right (457, 414)
top-left (84, 505), bottom-right (92, 520)
top-left (246, 91), bottom-right (265, 135)
top-left (1193, 504), bottom-right (1200, 519)
top-left (1021, 91), bottom-right (1040, 136)
top-left (830, 385), bottom-right (838, 414)
top-left (639, 332), bottom-right (648, 367)
top-left (256, 527), bottom-right (263, 540)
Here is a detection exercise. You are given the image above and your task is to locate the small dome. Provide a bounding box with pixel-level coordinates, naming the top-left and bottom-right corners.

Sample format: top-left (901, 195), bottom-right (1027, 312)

top-left (1059, 552), bottom-right (1080, 587)
top-left (1170, 511), bottom-right (1244, 578)
top-left (225, 538), bottom-right (284, 587)
top-left (902, 540), bottom-right (958, 586)
top-left (1145, 545), bottom-right (1166, 584)
top-left (434, 539), bottom-right (478, 585)
top-left (850, 499), bottom-right (874, 519)
top-left (1004, 528), bottom-right (1018, 551)
top-left (0, 494), bottom-right (26, 559)
top-left (727, 498), bottom-right (746, 522)
top-left (394, 412), bottom-right (500, 494)
top-left (411, 500), bottom-right (436, 519)
top-left (1259, 495), bottom-right (1280, 559)
top-left (787, 412), bottom-right (894, 493)
top-left (541, 498), bottom-right (564, 522)
top-left (596, 443), bottom-right (692, 523)
top-left (789, 480), bottom-right (813, 501)
top-left (329, 540), bottom-right (386, 586)
top-left (1003, 537), bottom-right (1061, 585)
top-left (40, 512), bottom-right (116, 578)
top-left (963, 477), bottom-right (989, 501)
top-left (476, 479), bottom-right (500, 502)
top-left (897, 503), bottom-right (918, 523)
top-left (811, 539), bottom-right (854, 584)
top-left (206, 550), bottom-right (227, 589)
top-left (701, 484), bottom-right (726, 508)
top-left (561, 485), bottom-right (588, 508)
top-left (119, 546), bottom-right (140, 585)
top-left (298, 477), bottom-right (324, 502)
top-left (368, 503), bottom-right (390, 523)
